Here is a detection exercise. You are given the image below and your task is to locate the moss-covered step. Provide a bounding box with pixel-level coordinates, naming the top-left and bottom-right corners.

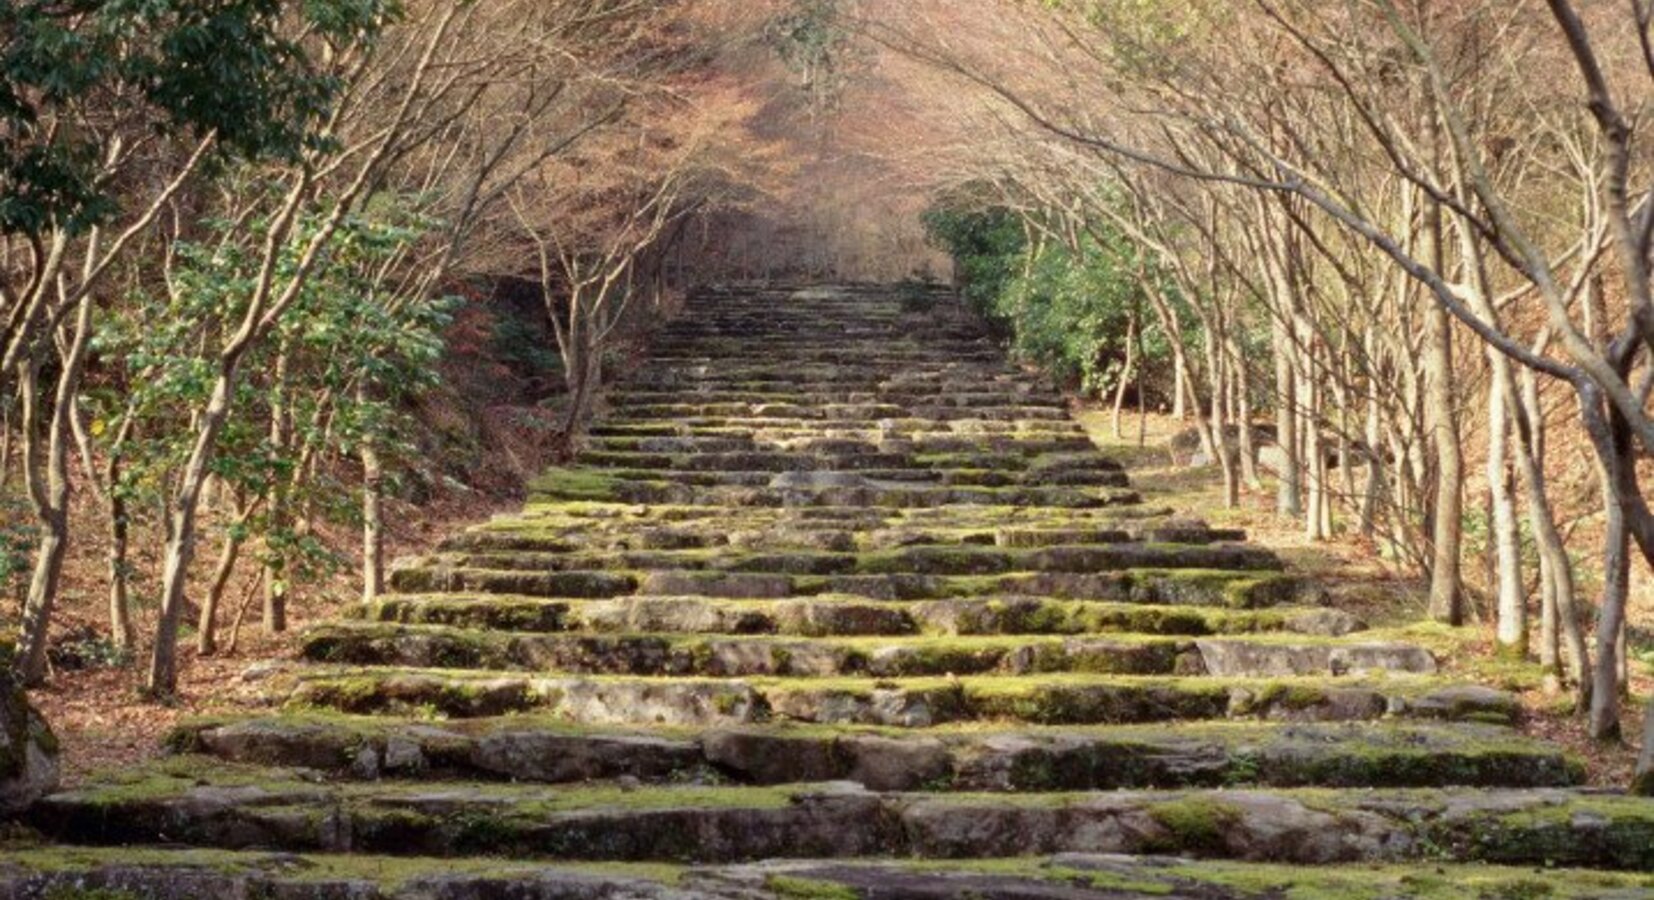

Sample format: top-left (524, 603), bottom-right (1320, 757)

top-left (439, 517), bottom-right (1245, 556)
top-left (699, 856), bottom-right (1654, 900)
top-left (283, 668), bottom-right (1518, 727)
top-left (385, 566), bottom-right (638, 598)
top-left (501, 500), bottom-right (1181, 533)
top-left (169, 715), bottom-right (1582, 792)
top-left (419, 543), bottom-right (1283, 578)
top-left (529, 471), bottom-right (1140, 509)
top-left (385, 564), bottom-right (1309, 607)
top-left (356, 594), bottom-right (1363, 639)
top-left (29, 761), bottom-right (1654, 869)
top-left (602, 386), bottom-right (1064, 405)
top-left (604, 402), bottom-right (1071, 424)
top-left (0, 846), bottom-right (700, 899)
top-left (299, 623), bottom-right (1436, 679)
top-left (577, 449), bottom-right (922, 473)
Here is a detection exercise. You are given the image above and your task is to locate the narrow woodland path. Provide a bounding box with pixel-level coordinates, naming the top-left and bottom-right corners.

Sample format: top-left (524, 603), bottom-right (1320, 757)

top-left (8, 286), bottom-right (1654, 898)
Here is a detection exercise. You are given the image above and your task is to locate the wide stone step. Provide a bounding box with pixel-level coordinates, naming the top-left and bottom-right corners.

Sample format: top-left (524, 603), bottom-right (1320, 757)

top-left (577, 450), bottom-right (924, 472)
top-left (172, 717), bottom-right (1581, 791)
top-left (12, 850), bottom-right (1653, 900)
top-left (549, 467), bottom-right (1136, 492)
top-left (389, 565), bottom-right (1306, 607)
top-left (31, 762), bottom-right (1652, 868)
top-left (526, 472), bottom-right (1142, 509)
top-left (606, 401), bottom-right (1072, 422)
top-left (503, 500), bottom-right (1182, 532)
top-left (300, 624), bottom-right (1436, 679)
top-left (584, 423), bottom-right (1092, 443)
top-left (358, 594), bottom-right (1363, 638)
top-left (574, 452), bottom-right (1131, 483)
top-left (417, 542), bottom-right (1283, 579)
top-left (284, 668), bottom-right (1519, 727)
top-left (606, 390), bottom-right (1065, 409)
top-left (440, 518), bottom-right (1243, 555)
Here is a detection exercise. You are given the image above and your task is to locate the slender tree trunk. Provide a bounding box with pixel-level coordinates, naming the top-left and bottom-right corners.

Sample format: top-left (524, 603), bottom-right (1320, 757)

top-left (1135, 314), bottom-right (1148, 447)
top-left (1143, 282), bottom-right (1213, 461)
top-left (1208, 336), bottom-right (1238, 508)
top-left (1360, 335), bottom-right (1385, 539)
top-left (15, 293), bottom-right (94, 685)
top-left (1112, 312), bottom-right (1137, 440)
top-left (263, 350), bottom-right (290, 634)
top-left (197, 520), bottom-right (244, 657)
top-left (1303, 362), bottom-right (1328, 541)
top-left (1634, 694), bottom-right (1654, 795)
top-left (1270, 306), bottom-right (1301, 517)
top-left (1424, 302), bottom-right (1463, 625)
top-left (1172, 353), bottom-right (1188, 420)
top-left (1510, 359), bottom-right (1587, 705)
top-left (1585, 398), bottom-right (1635, 741)
top-left (1487, 360), bottom-right (1526, 656)
top-left (361, 383), bottom-right (386, 604)
top-left (1230, 333), bottom-right (1261, 490)
top-left (106, 458), bottom-right (136, 651)
top-left (148, 353), bottom-right (245, 698)
top-left (1591, 473), bottom-right (1630, 740)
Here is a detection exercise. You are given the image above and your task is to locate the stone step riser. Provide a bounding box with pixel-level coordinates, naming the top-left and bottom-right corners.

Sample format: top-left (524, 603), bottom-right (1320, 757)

top-left (606, 408), bottom-right (1072, 423)
top-left (526, 482), bottom-right (1142, 510)
top-left (582, 441), bottom-right (1112, 463)
top-left (300, 627), bottom-right (1436, 680)
top-left (358, 596), bottom-right (1363, 639)
top-left (606, 392), bottom-right (1060, 407)
top-left (567, 469), bottom-right (1132, 492)
top-left (33, 782), bottom-right (1651, 869)
top-left (26, 853), bottom-right (1652, 900)
top-left (439, 524), bottom-right (1239, 556)
top-left (175, 721), bottom-right (1581, 792)
top-left (286, 672), bottom-right (1517, 728)
top-left (585, 427), bottom-right (1092, 442)
top-left (578, 449), bottom-right (1122, 470)
top-left (386, 568), bottom-right (1304, 608)
top-left (412, 544), bottom-right (1282, 580)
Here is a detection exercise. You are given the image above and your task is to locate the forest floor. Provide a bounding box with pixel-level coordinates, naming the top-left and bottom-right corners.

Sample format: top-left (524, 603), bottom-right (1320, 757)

top-left (22, 400), bottom-right (1650, 790)
top-left (28, 488), bottom-right (519, 786)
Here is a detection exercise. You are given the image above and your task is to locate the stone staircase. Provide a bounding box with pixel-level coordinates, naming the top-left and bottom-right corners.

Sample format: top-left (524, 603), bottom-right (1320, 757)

top-left (11, 285), bottom-right (1654, 899)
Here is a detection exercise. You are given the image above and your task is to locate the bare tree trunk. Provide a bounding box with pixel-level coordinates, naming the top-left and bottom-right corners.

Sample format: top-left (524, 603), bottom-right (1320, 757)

top-left (1303, 358), bottom-right (1328, 541)
top-left (15, 293), bottom-right (94, 685)
top-left (1142, 281), bottom-right (1214, 462)
top-left (1270, 305), bottom-right (1301, 517)
top-left (1208, 337), bottom-right (1238, 508)
top-left (0, 398), bottom-right (11, 491)
top-left (106, 462), bottom-right (137, 651)
top-left (1591, 474), bottom-right (1630, 740)
top-left (1511, 360), bottom-right (1587, 706)
top-left (1538, 552), bottom-right (1560, 688)
top-left (197, 516), bottom-right (244, 657)
top-left (1135, 315), bottom-right (1149, 448)
top-left (1230, 332), bottom-right (1261, 490)
top-left (1112, 312), bottom-right (1137, 440)
top-left (1360, 333), bottom-right (1385, 539)
top-left (361, 383), bottom-right (386, 603)
top-left (149, 358), bottom-right (241, 698)
top-left (1424, 302), bottom-right (1463, 625)
top-left (1172, 352), bottom-right (1188, 420)
top-left (263, 350), bottom-right (290, 635)
top-left (1487, 359), bottom-right (1526, 656)
top-left (1634, 694), bottom-right (1654, 796)
top-left (1585, 400), bottom-right (1636, 741)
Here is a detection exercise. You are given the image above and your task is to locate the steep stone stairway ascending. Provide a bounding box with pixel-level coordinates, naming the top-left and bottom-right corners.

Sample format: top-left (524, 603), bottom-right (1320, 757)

top-left (12, 285), bottom-right (1654, 899)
